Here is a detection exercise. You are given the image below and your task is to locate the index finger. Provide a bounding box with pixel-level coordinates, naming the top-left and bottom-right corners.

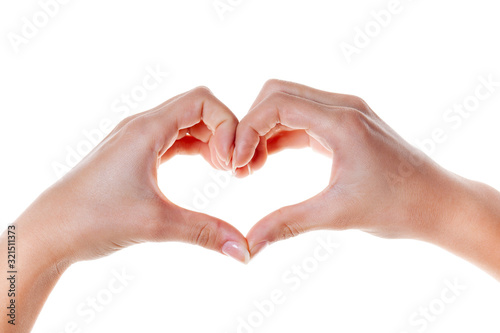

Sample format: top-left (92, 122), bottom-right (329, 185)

top-left (233, 91), bottom-right (337, 169)
top-left (149, 86), bottom-right (238, 166)
top-left (249, 79), bottom-right (371, 113)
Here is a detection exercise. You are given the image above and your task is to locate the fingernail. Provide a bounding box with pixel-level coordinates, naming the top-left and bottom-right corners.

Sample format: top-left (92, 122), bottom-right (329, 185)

top-left (222, 241), bottom-right (250, 264)
top-left (226, 145), bottom-right (234, 167)
top-left (216, 150), bottom-right (225, 167)
top-left (232, 146), bottom-right (239, 161)
top-left (250, 241), bottom-right (269, 259)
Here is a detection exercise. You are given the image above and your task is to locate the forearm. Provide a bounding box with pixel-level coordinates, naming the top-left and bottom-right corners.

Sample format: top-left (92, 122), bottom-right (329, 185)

top-left (0, 196), bottom-right (69, 332)
top-left (423, 175), bottom-right (500, 280)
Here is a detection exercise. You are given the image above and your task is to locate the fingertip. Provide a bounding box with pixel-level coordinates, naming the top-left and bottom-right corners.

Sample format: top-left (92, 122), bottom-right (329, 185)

top-left (225, 144), bottom-right (234, 167)
top-left (233, 131), bottom-right (259, 169)
top-left (249, 240), bottom-right (269, 259)
top-left (232, 166), bottom-right (250, 178)
top-left (246, 219), bottom-right (274, 252)
top-left (213, 124), bottom-right (236, 171)
top-left (232, 144), bottom-right (245, 169)
top-left (215, 150), bottom-right (229, 171)
top-left (221, 143), bottom-right (234, 171)
top-left (222, 240), bottom-right (250, 264)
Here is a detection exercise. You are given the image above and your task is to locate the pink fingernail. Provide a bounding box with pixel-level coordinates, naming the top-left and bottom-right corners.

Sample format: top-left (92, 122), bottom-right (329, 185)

top-left (222, 241), bottom-right (250, 264)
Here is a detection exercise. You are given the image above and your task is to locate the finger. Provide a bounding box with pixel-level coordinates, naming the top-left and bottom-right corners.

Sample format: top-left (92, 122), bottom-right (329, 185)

top-left (266, 130), bottom-right (332, 157)
top-left (250, 79), bottom-right (371, 114)
top-left (237, 130), bottom-right (332, 178)
top-left (233, 137), bottom-right (268, 178)
top-left (237, 131), bottom-right (309, 177)
top-left (236, 125), bottom-right (326, 177)
top-left (103, 90), bottom-right (191, 142)
top-left (208, 137), bottom-right (227, 170)
top-left (176, 129), bottom-right (189, 139)
top-left (233, 91), bottom-right (337, 169)
top-left (146, 204), bottom-right (250, 264)
top-left (246, 189), bottom-right (344, 258)
top-left (148, 87), bottom-right (238, 166)
top-left (160, 136), bottom-right (213, 166)
top-left (174, 113), bottom-right (230, 170)
top-left (266, 130), bottom-right (310, 154)
top-left (176, 87), bottom-right (238, 168)
top-left (188, 122), bottom-right (213, 143)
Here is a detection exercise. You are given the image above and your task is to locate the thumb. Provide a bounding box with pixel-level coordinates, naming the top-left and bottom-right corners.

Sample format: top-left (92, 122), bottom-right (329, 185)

top-left (152, 204), bottom-right (250, 264)
top-left (246, 189), bottom-right (340, 258)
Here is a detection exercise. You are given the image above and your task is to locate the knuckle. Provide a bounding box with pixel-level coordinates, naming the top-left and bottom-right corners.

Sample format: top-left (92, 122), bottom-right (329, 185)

top-left (266, 90), bottom-right (288, 105)
top-left (273, 207), bottom-right (305, 241)
top-left (280, 222), bottom-right (303, 241)
top-left (222, 110), bottom-right (239, 126)
top-left (347, 109), bottom-right (366, 128)
top-left (117, 116), bottom-right (134, 128)
top-left (257, 91), bottom-right (291, 126)
top-left (191, 85), bottom-right (213, 97)
top-left (344, 95), bottom-right (369, 112)
top-left (181, 86), bottom-right (216, 112)
top-left (339, 108), bottom-right (369, 138)
top-left (121, 116), bottom-right (155, 144)
top-left (114, 114), bottom-right (142, 133)
top-left (263, 78), bottom-right (283, 92)
top-left (192, 222), bottom-right (218, 248)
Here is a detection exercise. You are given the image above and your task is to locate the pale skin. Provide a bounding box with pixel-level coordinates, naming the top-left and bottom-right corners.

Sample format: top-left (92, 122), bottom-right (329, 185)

top-left (1, 80), bottom-right (500, 332)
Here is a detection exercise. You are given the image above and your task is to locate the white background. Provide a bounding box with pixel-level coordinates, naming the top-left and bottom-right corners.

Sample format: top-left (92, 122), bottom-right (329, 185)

top-left (1, 0), bottom-right (500, 332)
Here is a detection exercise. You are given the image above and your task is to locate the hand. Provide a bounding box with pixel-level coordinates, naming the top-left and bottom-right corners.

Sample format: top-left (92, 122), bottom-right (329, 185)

top-left (1, 86), bottom-right (252, 332)
top-left (233, 80), bottom-right (500, 280)
top-left (233, 79), bottom-right (443, 245)
top-left (40, 87), bottom-right (250, 266)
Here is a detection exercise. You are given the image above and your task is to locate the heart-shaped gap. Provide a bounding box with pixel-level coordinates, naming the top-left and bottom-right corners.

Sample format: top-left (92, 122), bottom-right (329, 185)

top-left (158, 147), bottom-right (331, 235)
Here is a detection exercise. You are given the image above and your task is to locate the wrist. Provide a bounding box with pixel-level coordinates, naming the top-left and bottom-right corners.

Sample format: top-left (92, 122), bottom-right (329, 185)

top-left (0, 197), bottom-right (71, 332)
top-left (13, 188), bottom-right (75, 277)
top-left (422, 173), bottom-right (500, 279)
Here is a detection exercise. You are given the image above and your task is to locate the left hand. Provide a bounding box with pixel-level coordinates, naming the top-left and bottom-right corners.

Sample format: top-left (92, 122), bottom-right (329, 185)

top-left (20, 86), bottom-right (250, 269)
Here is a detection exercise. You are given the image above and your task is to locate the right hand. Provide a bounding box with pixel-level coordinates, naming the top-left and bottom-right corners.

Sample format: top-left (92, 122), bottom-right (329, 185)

top-left (232, 79), bottom-right (472, 257)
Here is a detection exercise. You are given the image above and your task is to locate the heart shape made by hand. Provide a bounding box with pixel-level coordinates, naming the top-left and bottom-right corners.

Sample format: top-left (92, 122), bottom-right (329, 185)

top-left (156, 79), bottom-right (431, 264)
